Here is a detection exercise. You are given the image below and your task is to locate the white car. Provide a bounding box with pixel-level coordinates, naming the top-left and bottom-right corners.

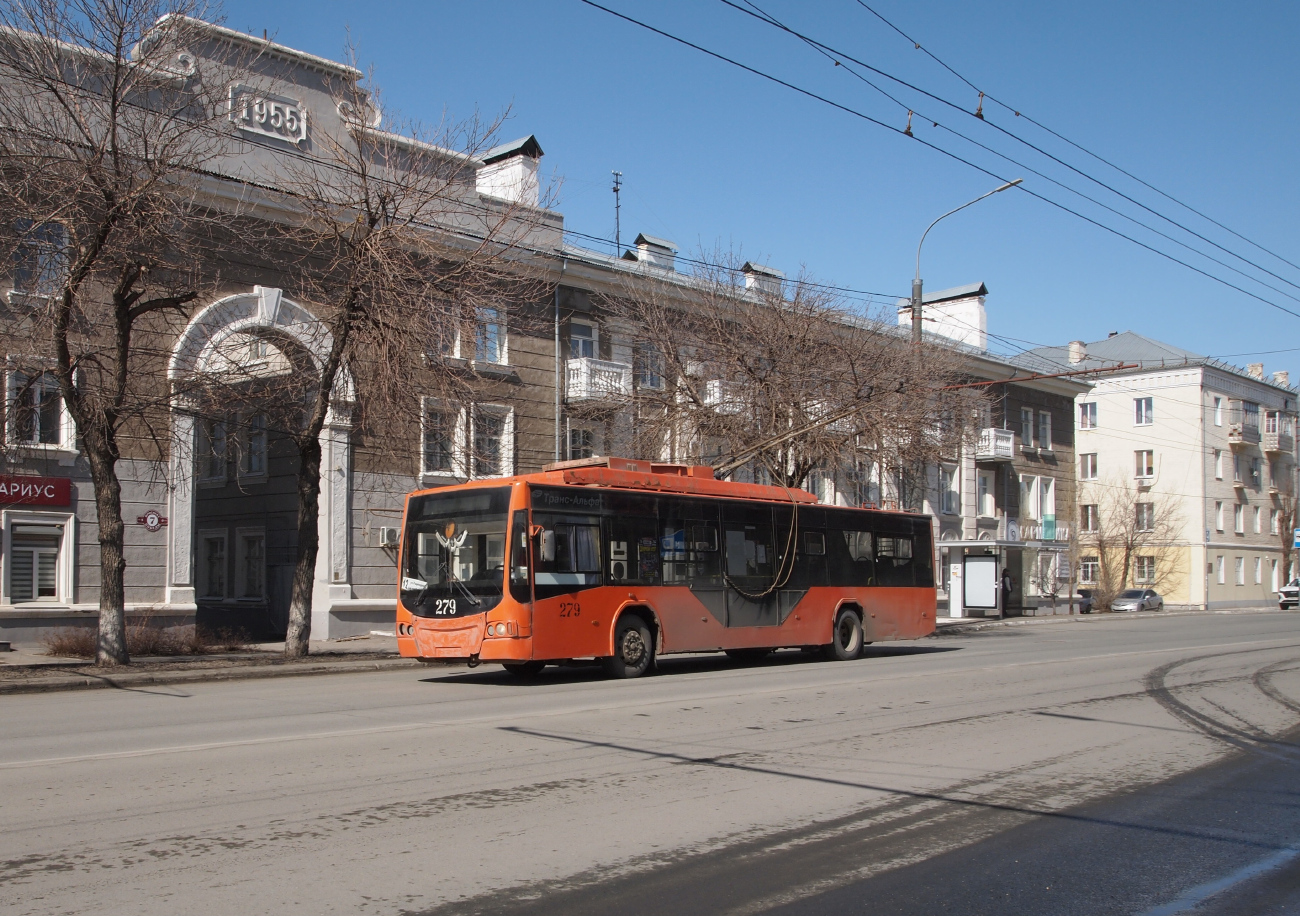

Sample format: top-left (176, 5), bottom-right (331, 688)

top-left (1278, 578), bottom-right (1300, 610)
top-left (1110, 588), bottom-right (1163, 613)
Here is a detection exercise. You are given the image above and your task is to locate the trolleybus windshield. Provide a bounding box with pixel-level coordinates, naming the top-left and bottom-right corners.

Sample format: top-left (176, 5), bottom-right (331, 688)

top-left (401, 487), bottom-right (510, 617)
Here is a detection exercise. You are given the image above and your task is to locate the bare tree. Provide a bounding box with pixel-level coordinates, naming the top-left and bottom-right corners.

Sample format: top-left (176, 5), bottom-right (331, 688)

top-left (0, 2), bottom-right (240, 664)
top-left (1276, 494), bottom-right (1297, 586)
top-left (227, 65), bottom-right (546, 657)
top-left (1076, 476), bottom-right (1183, 610)
top-left (588, 256), bottom-right (987, 496)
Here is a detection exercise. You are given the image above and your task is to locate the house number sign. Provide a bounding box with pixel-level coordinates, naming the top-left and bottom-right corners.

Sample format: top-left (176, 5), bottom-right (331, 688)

top-left (229, 84), bottom-right (308, 145)
top-left (137, 511), bottom-right (168, 532)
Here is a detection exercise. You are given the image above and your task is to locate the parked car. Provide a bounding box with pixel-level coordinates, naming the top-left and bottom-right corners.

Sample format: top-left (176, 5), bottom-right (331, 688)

top-left (1278, 578), bottom-right (1300, 610)
top-left (1076, 588), bottom-right (1094, 614)
top-left (1110, 588), bottom-right (1164, 612)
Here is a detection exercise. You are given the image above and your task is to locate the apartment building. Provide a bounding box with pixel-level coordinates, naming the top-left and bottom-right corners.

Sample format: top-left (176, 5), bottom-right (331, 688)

top-left (1025, 332), bottom-right (1298, 609)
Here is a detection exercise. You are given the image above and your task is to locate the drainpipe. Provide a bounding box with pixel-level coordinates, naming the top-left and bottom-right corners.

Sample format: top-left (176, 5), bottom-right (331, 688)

top-left (554, 258), bottom-right (567, 462)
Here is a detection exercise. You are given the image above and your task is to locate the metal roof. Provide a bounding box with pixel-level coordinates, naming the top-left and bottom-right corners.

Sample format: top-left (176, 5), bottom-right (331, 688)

top-left (1020, 331), bottom-right (1298, 392)
top-left (482, 135), bottom-right (544, 164)
top-left (893, 282), bottom-right (988, 308)
top-left (634, 233), bottom-right (677, 251)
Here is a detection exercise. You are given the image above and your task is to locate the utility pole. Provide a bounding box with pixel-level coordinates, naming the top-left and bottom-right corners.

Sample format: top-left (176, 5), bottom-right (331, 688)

top-left (612, 170), bottom-right (623, 255)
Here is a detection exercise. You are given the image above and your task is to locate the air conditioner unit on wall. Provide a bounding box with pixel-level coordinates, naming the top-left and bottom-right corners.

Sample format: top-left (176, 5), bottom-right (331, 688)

top-left (379, 527), bottom-right (400, 548)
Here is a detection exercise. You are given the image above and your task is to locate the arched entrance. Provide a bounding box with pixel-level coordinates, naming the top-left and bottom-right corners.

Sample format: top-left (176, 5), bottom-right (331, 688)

top-left (167, 286), bottom-right (354, 638)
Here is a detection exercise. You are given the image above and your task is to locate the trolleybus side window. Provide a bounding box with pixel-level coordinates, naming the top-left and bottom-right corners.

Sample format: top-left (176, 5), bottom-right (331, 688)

top-left (605, 515), bottom-right (660, 585)
top-left (875, 534), bottom-right (915, 587)
top-left (912, 519), bottom-right (936, 588)
top-left (534, 512), bottom-right (602, 597)
top-left (823, 528), bottom-right (874, 587)
top-left (723, 511), bottom-right (775, 585)
top-left (661, 498), bottom-right (721, 586)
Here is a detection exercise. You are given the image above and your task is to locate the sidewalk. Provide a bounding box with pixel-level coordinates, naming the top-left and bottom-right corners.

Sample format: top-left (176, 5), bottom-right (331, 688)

top-left (0, 634), bottom-right (423, 696)
top-left (935, 604), bottom-right (1295, 635)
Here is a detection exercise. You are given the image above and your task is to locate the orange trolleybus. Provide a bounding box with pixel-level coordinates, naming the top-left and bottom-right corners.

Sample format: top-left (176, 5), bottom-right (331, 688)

top-left (396, 457), bottom-right (936, 678)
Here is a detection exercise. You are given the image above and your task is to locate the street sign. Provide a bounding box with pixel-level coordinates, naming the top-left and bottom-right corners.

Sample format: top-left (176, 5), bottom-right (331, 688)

top-left (1293, 527), bottom-right (1300, 549)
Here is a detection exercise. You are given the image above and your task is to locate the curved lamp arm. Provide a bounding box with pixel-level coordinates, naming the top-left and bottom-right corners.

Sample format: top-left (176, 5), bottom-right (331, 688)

top-left (916, 178), bottom-right (1022, 282)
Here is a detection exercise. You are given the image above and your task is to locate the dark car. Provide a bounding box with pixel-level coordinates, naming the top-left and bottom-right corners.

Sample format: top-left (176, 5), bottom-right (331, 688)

top-left (1076, 588), bottom-right (1094, 614)
top-left (1110, 588), bottom-right (1163, 613)
top-left (1278, 578), bottom-right (1299, 610)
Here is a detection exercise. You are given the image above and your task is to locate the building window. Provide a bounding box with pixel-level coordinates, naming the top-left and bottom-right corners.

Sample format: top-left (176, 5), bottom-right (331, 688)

top-left (1235, 556), bottom-right (1245, 586)
top-left (199, 531), bottom-right (227, 599)
top-left (9, 369), bottom-right (65, 446)
top-left (239, 414), bottom-right (267, 478)
top-left (1216, 555), bottom-right (1225, 584)
top-left (1267, 411), bottom-right (1279, 434)
top-left (471, 404), bottom-right (511, 478)
top-left (1037, 411), bottom-right (1052, 449)
top-left (475, 306), bottom-right (507, 364)
top-left (1250, 458), bottom-right (1262, 488)
top-left (1135, 450), bottom-right (1154, 478)
top-left (201, 419), bottom-right (227, 483)
top-left (568, 427), bottom-right (594, 460)
top-left (1234, 503), bottom-right (1244, 534)
top-left (1135, 397), bottom-right (1153, 426)
top-left (977, 471), bottom-right (993, 517)
top-left (1020, 474), bottom-right (1040, 520)
top-left (1233, 453), bottom-right (1242, 483)
top-left (1243, 401), bottom-right (1260, 431)
top-left (11, 219), bottom-right (67, 294)
top-left (1080, 556), bottom-right (1099, 584)
top-left (421, 399), bottom-right (460, 475)
top-left (1271, 509), bottom-right (1280, 536)
top-left (1215, 501), bottom-right (1224, 532)
top-left (1081, 504), bottom-right (1099, 532)
top-left (1079, 402), bottom-right (1097, 430)
top-left (236, 528), bottom-right (265, 600)
top-left (569, 321), bottom-right (596, 359)
top-left (1254, 556), bottom-right (1263, 585)
top-left (1213, 396), bottom-right (1223, 426)
top-left (940, 465), bottom-right (959, 514)
top-left (1136, 502), bottom-right (1154, 531)
top-left (7, 520), bottom-right (65, 602)
top-left (1135, 555), bottom-right (1155, 584)
top-left (1080, 453), bottom-right (1098, 480)
top-left (1020, 407), bottom-right (1034, 446)
top-left (634, 344), bottom-right (664, 390)
top-left (1214, 449), bottom-right (1223, 480)
top-left (1254, 506), bottom-right (1262, 534)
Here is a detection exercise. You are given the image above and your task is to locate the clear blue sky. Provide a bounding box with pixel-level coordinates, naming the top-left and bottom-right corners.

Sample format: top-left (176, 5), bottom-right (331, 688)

top-left (220, 0), bottom-right (1300, 377)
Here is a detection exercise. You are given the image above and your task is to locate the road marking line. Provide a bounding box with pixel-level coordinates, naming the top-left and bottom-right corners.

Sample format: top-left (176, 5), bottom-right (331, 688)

top-left (1140, 845), bottom-right (1300, 916)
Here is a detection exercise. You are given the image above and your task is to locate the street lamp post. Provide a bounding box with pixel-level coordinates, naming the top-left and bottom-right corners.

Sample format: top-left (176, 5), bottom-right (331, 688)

top-left (911, 178), bottom-right (1023, 345)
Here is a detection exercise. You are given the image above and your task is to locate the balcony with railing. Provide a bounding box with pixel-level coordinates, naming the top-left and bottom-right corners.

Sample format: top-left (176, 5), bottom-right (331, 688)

top-left (1021, 521), bottom-right (1070, 542)
top-left (1264, 412), bottom-right (1295, 454)
top-left (1228, 403), bottom-right (1261, 447)
top-left (566, 357), bottom-right (632, 402)
top-left (975, 427), bottom-right (1015, 461)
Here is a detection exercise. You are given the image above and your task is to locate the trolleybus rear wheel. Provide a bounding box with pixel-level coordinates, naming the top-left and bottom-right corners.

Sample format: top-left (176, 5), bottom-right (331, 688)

top-left (502, 661), bottom-right (546, 677)
top-left (601, 616), bottom-right (655, 678)
top-left (822, 608), bottom-right (863, 661)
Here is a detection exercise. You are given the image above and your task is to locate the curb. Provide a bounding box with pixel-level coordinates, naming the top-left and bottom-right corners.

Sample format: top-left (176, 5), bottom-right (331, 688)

top-left (0, 656), bottom-right (424, 696)
top-left (934, 605), bottom-right (1296, 636)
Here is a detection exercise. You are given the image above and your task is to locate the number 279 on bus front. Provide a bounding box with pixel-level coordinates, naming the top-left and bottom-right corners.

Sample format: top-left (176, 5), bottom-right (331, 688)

top-left (558, 600), bottom-right (581, 618)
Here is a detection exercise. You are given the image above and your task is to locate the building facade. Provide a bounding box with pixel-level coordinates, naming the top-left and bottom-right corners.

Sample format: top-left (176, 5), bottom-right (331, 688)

top-left (1026, 332), bottom-right (1298, 610)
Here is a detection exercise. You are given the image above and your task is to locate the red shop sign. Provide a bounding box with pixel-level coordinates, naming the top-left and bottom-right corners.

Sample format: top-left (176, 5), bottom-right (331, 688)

top-left (0, 476), bottom-right (72, 506)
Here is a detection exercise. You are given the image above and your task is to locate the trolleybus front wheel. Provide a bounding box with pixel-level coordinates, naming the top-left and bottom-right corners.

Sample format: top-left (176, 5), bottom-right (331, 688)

top-left (601, 616), bottom-right (655, 679)
top-left (822, 608), bottom-right (864, 661)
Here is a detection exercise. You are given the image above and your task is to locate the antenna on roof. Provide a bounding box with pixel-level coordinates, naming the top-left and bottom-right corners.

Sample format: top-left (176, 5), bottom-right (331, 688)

top-left (612, 170), bottom-right (623, 256)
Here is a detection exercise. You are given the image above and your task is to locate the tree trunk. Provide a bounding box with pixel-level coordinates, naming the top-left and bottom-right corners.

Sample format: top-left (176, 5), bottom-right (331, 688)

top-left (284, 434), bottom-right (323, 658)
top-left (85, 443), bottom-right (129, 666)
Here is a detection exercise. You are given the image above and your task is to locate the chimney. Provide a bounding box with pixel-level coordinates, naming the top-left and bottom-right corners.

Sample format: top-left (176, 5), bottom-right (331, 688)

top-left (1273, 370), bottom-right (1291, 388)
top-left (742, 262), bottom-right (784, 298)
top-left (1248, 362), bottom-right (1265, 380)
top-left (630, 233), bottom-right (676, 271)
top-left (1068, 340), bottom-right (1087, 364)
top-left (476, 135), bottom-right (543, 207)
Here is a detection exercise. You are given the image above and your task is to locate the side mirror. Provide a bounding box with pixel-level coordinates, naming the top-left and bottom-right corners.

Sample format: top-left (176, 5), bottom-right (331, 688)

top-left (539, 529), bottom-right (556, 563)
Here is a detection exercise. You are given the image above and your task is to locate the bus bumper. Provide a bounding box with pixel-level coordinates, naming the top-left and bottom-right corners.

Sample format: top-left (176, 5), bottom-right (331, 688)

top-left (399, 617), bottom-right (534, 662)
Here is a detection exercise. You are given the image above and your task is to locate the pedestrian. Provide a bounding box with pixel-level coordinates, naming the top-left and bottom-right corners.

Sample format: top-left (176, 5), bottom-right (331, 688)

top-left (1001, 568), bottom-right (1013, 614)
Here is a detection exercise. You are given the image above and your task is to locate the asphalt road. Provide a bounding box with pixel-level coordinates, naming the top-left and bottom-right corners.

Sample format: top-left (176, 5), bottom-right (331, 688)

top-left (2, 612), bottom-right (1299, 915)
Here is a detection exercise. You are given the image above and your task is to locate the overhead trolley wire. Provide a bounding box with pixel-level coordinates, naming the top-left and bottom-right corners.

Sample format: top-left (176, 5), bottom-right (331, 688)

top-left (849, 0), bottom-right (1300, 278)
top-left (578, 0), bottom-right (1300, 324)
top-left (722, 0), bottom-right (1300, 303)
